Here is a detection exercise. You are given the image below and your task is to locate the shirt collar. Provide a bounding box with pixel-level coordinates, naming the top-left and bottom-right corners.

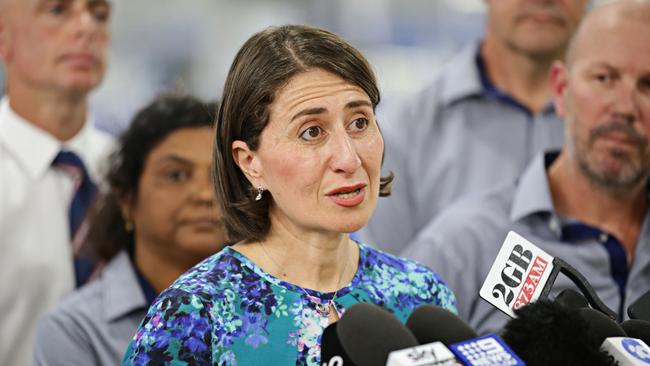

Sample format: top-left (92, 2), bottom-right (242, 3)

top-left (134, 262), bottom-right (158, 306)
top-left (440, 43), bottom-right (556, 115)
top-left (102, 251), bottom-right (150, 322)
top-left (510, 151), bottom-right (560, 222)
top-left (0, 96), bottom-right (98, 179)
top-left (439, 42), bottom-right (485, 106)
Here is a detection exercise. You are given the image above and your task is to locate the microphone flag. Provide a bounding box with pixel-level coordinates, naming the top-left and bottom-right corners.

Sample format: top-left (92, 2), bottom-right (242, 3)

top-left (479, 231), bottom-right (554, 318)
top-left (449, 334), bottom-right (525, 366)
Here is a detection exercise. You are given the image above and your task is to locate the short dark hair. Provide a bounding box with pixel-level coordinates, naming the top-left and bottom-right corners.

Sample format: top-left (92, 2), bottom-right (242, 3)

top-left (91, 95), bottom-right (218, 262)
top-left (213, 24), bottom-right (393, 244)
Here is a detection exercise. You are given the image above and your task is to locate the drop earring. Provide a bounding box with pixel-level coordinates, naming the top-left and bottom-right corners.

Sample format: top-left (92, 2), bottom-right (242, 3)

top-left (255, 187), bottom-right (265, 201)
top-left (124, 220), bottom-right (134, 232)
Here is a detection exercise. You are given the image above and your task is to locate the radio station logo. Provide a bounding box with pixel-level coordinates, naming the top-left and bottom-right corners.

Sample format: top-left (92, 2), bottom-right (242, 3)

top-left (450, 335), bottom-right (525, 366)
top-left (480, 231), bottom-right (555, 317)
top-left (622, 338), bottom-right (650, 364)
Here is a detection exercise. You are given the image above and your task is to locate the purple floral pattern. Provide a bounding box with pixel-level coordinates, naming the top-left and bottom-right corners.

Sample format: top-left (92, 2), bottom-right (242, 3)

top-left (122, 243), bottom-right (456, 365)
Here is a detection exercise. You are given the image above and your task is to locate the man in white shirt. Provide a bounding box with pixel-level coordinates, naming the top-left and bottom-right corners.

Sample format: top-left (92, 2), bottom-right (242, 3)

top-left (0, 1), bottom-right (113, 364)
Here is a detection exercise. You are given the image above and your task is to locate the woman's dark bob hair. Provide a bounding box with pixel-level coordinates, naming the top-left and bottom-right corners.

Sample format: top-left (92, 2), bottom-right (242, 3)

top-left (213, 24), bottom-right (393, 244)
top-left (90, 95), bottom-right (218, 262)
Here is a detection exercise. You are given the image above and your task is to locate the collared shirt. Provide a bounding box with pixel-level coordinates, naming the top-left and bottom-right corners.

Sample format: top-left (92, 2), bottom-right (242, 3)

top-left (0, 97), bottom-right (114, 366)
top-left (358, 43), bottom-right (564, 255)
top-left (34, 251), bottom-right (153, 366)
top-left (404, 152), bottom-right (650, 335)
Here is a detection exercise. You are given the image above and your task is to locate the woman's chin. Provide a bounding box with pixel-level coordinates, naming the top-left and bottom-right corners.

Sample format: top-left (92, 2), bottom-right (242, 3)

top-left (332, 220), bottom-right (367, 235)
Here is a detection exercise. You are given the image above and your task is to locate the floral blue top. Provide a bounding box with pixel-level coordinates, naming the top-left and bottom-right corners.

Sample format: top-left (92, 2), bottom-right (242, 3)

top-left (122, 242), bottom-right (457, 365)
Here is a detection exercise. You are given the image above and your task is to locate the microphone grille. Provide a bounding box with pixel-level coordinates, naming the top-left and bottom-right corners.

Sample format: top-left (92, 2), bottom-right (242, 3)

top-left (405, 304), bottom-right (477, 346)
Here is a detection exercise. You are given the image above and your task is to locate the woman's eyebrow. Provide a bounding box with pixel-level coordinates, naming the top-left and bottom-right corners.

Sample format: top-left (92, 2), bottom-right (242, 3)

top-left (345, 100), bottom-right (372, 109)
top-left (153, 154), bottom-right (193, 166)
top-left (290, 107), bottom-right (327, 122)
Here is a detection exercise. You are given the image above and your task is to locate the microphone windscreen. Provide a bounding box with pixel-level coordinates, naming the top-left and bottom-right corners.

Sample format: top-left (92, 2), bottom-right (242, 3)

top-left (405, 304), bottom-right (477, 346)
top-left (576, 307), bottom-right (626, 345)
top-left (620, 319), bottom-right (650, 346)
top-left (502, 300), bottom-right (617, 366)
top-left (554, 288), bottom-right (590, 309)
top-left (337, 303), bottom-right (418, 366)
top-left (628, 291), bottom-right (650, 322)
top-left (321, 322), bottom-right (356, 365)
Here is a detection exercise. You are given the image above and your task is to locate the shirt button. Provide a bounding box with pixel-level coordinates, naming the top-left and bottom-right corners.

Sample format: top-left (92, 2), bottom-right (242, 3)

top-left (599, 233), bottom-right (608, 243)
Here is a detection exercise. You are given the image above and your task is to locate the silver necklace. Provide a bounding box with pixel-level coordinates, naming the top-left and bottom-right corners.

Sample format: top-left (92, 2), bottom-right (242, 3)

top-left (258, 240), bottom-right (350, 318)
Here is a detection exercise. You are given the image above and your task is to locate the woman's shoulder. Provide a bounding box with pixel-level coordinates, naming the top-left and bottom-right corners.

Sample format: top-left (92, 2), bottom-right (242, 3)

top-left (360, 242), bottom-right (445, 280)
top-left (357, 242), bottom-right (458, 312)
top-left (167, 247), bottom-right (248, 297)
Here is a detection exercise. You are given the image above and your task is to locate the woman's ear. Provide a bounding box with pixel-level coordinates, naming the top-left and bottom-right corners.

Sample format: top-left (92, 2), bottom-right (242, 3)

top-left (232, 140), bottom-right (263, 187)
top-left (115, 190), bottom-right (134, 222)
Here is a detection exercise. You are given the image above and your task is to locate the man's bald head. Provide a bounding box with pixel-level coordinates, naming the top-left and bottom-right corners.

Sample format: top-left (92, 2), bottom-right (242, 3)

top-left (550, 0), bottom-right (650, 194)
top-left (566, 0), bottom-right (650, 67)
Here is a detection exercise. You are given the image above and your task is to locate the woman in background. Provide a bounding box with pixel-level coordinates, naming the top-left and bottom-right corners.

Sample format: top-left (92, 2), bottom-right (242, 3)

top-left (34, 95), bottom-right (227, 366)
top-left (123, 25), bottom-right (457, 366)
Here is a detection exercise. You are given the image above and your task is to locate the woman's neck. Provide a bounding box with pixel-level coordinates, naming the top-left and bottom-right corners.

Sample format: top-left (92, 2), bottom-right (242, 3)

top-left (133, 242), bottom-right (194, 294)
top-left (234, 219), bottom-right (359, 293)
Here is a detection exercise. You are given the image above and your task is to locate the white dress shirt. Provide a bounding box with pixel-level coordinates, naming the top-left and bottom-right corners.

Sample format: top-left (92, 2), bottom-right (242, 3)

top-left (0, 97), bottom-right (114, 366)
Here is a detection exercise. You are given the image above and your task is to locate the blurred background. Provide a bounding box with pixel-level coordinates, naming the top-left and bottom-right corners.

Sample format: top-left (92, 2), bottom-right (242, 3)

top-left (1, 0), bottom-right (489, 134)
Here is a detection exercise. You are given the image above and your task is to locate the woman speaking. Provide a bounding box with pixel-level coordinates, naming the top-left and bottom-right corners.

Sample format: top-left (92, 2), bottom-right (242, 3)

top-left (123, 25), bottom-right (456, 366)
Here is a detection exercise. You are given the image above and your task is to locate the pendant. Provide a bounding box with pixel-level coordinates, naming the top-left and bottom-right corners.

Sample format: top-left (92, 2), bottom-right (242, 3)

top-left (315, 302), bottom-right (331, 317)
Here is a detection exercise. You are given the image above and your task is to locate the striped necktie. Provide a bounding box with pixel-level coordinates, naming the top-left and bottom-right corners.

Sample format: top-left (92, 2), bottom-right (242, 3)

top-left (52, 150), bottom-right (99, 286)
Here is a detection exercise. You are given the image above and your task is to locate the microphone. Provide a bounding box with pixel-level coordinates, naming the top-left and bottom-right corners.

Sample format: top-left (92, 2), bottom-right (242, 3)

top-left (321, 321), bottom-right (356, 366)
top-left (448, 334), bottom-right (525, 366)
top-left (387, 304), bottom-right (474, 366)
top-left (404, 305), bottom-right (523, 366)
top-left (480, 230), bottom-right (616, 320)
top-left (501, 300), bottom-right (619, 366)
top-left (385, 342), bottom-right (459, 366)
top-left (578, 307), bottom-right (627, 343)
top-left (621, 320), bottom-right (650, 347)
top-left (600, 337), bottom-right (650, 365)
top-left (405, 305), bottom-right (477, 346)
top-left (323, 303), bottom-right (419, 366)
top-left (628, 291), bottom-right (650, 322)
top-left (554, 288), bottom-right (590, 309)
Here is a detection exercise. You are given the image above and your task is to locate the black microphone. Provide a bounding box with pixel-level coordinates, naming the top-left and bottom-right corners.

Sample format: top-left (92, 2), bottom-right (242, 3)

top-left (405, 305), bottom-right (477, 346)
top-left (326, 303), bottom-right (419, 366)
top-left (628, 291), bottom-right (650, 322)
top-left (405, 305), bottom-right (524, 366)
top-left (554, 288), bottom-right (590, 309)
top-left (501, 300), bottom-right (619, 366)
top-left (577, 307), bottom-right (627, 344)
top-left (321, 321), bottom-right (356, 366)
top-left (621, 319), bottom-right (650, 346)
top-left (480, 231), bottom-right (617, 320)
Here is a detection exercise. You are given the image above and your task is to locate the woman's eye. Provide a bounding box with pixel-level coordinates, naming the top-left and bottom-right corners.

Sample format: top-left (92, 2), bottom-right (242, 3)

top-left (166, 170), bottom-right (190, 182)
top-left (349, 118), bottom-right (369, 132)
top-left (46, 1), bottom-right (66, 15)
top-left (299, 126), bottom-right (323, 141)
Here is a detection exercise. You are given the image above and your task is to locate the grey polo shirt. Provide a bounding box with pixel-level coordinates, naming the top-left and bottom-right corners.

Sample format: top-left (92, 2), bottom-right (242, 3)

top-left (358, 43), bottom-right (564, 255)
top-left (404, 152), bottom-right (650, 335)
top-left (33, 251), bottom-right (152, 366)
